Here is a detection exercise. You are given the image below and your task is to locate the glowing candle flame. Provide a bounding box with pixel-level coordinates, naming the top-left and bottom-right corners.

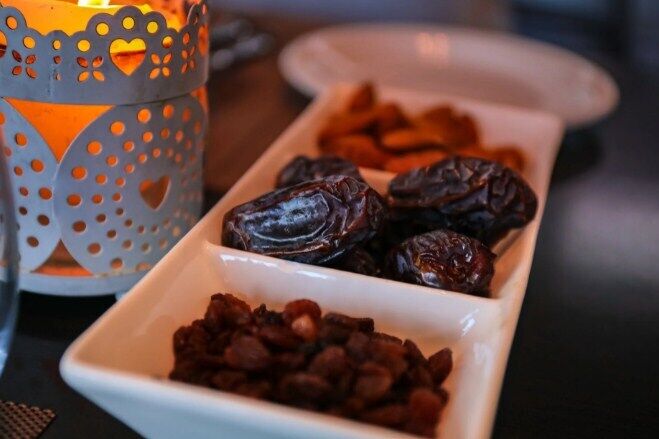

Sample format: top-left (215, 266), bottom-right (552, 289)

top-left (3, 0), bottom-right (183, 35)
top-left (77, 0), bottom-right (112, 7)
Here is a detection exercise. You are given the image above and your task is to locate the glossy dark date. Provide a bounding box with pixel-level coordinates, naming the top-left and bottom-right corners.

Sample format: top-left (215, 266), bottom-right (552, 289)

top-left (222, 176), bottom-right (387, 265)
top-left (385, 229), bottom-right (495, 296)
top-left (276, 155), bottom-right (363, 188)
top-left (387, 156), bottom-right (537, 246)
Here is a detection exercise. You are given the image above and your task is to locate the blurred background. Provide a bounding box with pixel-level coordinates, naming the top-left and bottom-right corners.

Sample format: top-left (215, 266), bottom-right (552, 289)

top-left (215, 0), bottom-right (659, 69)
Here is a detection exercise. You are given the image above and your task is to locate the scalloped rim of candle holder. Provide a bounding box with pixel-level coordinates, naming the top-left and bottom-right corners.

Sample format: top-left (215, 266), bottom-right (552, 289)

top-left (0, 0), bottom-right (209, 105)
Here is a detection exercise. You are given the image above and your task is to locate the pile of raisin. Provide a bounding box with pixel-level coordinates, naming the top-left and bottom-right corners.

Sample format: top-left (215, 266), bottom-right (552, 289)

top-left (222, 154), bottom-right (538, 296)
top-left (171, 294), bottom-right (452, 437)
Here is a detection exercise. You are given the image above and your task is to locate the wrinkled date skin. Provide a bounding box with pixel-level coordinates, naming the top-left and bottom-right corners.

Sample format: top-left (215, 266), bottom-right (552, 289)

top-left (385, 230), bottom-right (496, 296)
top-left (388, 156), bottom-right (538, 246)
top-left (276, 155), bottom-right (364, 188)
top-left (223, 176), bottom-right (387, 265)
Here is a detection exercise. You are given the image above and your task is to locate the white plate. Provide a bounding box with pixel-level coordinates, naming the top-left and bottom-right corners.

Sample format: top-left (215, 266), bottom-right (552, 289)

top-left (61, 85), bottom-right (564, 439)
top-left (279, 24), bottom-right (618, 128)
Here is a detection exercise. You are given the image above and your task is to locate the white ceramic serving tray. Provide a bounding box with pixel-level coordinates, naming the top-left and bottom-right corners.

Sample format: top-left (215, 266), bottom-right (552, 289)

top-left (61, 85), bottom-right (564, 439)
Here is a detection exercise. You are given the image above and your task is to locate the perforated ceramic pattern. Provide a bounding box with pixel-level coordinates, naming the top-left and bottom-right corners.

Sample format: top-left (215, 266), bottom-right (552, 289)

top-left (54, 94), bottom-right (204, 275)
top-left (0, 99), bottom-right (60, 271)
top-left (0, 0), bottom-right (208, 294)
top-left (0, 1), bottom-right (209, 105)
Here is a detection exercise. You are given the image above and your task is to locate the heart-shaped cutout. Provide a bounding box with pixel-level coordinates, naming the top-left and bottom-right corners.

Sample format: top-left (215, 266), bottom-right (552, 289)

top-left (110, 39), bottom-right (146, 75)
top-left (139, 176), bottom-right (170, 210)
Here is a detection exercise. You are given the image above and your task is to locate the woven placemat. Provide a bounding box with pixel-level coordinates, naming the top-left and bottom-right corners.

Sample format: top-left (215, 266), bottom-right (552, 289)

top-left (0, 400), bottom-right (56, 439)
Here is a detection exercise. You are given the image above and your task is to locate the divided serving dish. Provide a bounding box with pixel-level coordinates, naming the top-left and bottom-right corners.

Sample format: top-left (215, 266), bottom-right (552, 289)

top-left (60, 84), bottom-right (564, 438)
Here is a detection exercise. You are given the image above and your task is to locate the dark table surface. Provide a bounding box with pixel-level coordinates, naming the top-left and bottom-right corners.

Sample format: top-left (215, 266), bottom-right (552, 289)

top-left (2, 10), bottom-right (659, 439)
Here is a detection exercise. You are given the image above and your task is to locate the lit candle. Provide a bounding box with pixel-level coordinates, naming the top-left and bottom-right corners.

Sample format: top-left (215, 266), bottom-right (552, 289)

top-left (2, 0), bottom-right (183, 35)
top-left (0, 0), bottom-right (209, 290)
top-left (1, 0), bottom-right (184, 161)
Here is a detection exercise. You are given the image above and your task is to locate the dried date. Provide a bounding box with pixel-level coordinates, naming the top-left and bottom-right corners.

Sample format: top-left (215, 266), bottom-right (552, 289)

top-left (222, 175), bottom-right (387, 265)
top-left (275, 155), bottom-right (363, 188)
top-left (385, 229), bottom-right (495, 296)
top-left (331, 247), bottom-right (381, 277)
top-left (388, 156), bottom-right (537, 245)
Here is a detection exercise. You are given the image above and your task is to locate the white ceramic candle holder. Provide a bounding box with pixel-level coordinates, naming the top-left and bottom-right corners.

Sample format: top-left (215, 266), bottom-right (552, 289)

top-left (0, 0), bottom-right (209, 296)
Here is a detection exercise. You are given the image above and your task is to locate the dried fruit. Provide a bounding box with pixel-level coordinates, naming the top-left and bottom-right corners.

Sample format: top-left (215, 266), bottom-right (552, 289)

top-left (405, 388), bottom-right (444, 436)
top-left (332, 247), bottom-right (381, 277)
top-left (235, 380), bottom-right (272, 398)
top-left (428, 348), bottom-right (453, 385)
top-left (459, 144), bottom-right (526, 172)
top-left (211, 370), bottom-right (247, 391)
top-left (291, 314), bottom-right (318, 341)
top-left (388, 156), bottom-right (538, 245)
top-left (360, 404), bottom-right (408, 427)
top-left (369, 337), bottom-right (408, 379)
top-left (273, 352), bottom-right (306, 371)
top-left (346, 82), bottom-right (376, 112)
top-left (374, 103), bottom-right (410, 134)
top-left (275, 155), bottom-right (363, 188)
top-left (171, 295), bottom-right (452, 437)
top-left (404, 339), bottom-right (427, 366)
top-left (386, 230), bottom-right (495, 296)
top-left (345, 331), bottom-right (370, 361)
top-left (324, 312), bottom-right (374, 333)
top-left (253, 304), bottom-right (284, 326)
top-left (258, 325), bottom-right (301, 350)
top-left (316, 83), bottom-right (526, 173)
top-left (413, 105), bottom-right (479, 148)
top-left (308, 346), bottom-right (349, 378)
top-left (408, 365), bottom-right (434, 388)
top-left (354, 362), bottom-right (393, 403)
top-left (381, 128), bottom-right (446, 152)
top-left (318, 110), bottom-right (380, 143)
top-left (278, 372), bottom-right (332, 407)
top-left (320, 134), bottom-right (393, 169)
top-left (224, 335), bottom-right (272, 371)
top-left (222, 175), bottom-right (387, 265)
top-left (204, 293), bottom-right (252, 330)
top-left (283, 299), bottom-right (322, 324)
top-left (384, 150), bottom-right (450, 174)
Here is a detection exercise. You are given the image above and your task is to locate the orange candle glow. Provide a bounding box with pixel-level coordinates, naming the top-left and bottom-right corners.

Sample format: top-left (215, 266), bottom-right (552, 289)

top-left (0, 1), bottom-right (189, 276)
top-left (2, 0), bottom-right (183, 35)
top-left (1, 0), bottom-right (183, 159)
